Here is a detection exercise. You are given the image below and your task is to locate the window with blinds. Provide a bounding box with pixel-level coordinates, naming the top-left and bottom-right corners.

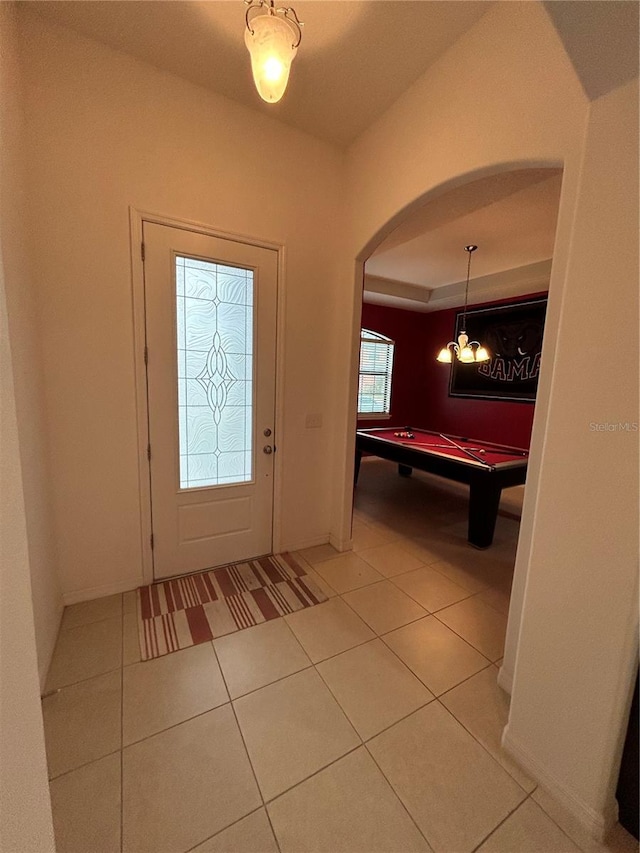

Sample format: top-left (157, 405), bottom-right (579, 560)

top-left (358, 329), bottom-right (395, 416)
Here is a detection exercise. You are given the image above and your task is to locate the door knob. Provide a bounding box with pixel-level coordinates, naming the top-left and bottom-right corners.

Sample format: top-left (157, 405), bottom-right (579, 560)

top-left (263, 445), bottom-right (273, 454)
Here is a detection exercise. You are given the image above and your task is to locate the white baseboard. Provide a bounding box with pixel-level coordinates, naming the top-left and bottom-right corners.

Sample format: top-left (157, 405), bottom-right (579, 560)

top-left (280, 534), bottom-right (353, 554)
top-left (329, 532), bottom-right (353, 553)
top-left (63, 535), bottom-right (355, 604)
top-left (497, 662), bottom-right (513, 695)
top-left (501, 726), bottom-right (618, 841)
top-left (279, 534), bottom-right (333, 553)
top-left (39, 601), bottom-right (64, 692)
top-left (62, 576), bottom-right (142, 605)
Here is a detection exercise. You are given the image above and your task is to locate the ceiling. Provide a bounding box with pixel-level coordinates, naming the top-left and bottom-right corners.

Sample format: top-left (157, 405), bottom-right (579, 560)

top-left (364, 169), bottom-right (563, 312)
top-left (26, 2), bottom-right (634, 311)
top-left (28, 0), bottom-right (490, 149)
top-left (544, 1), bottom-right (639, 101)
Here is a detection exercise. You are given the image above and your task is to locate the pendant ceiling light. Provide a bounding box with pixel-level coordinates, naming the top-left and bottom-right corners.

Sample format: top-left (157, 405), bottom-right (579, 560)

top-left (437, 245), bottom-right (490, 364)
top-left (244, 0), bottom-right (303, 104)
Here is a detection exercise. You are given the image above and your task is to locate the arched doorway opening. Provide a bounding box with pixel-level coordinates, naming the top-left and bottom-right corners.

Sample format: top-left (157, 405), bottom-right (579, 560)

top-left (341, 162), bottom-right (564, 695)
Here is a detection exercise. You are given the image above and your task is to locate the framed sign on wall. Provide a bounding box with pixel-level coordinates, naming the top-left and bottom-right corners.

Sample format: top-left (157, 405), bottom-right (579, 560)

top-left (449, 297), bottom-right (548, 402)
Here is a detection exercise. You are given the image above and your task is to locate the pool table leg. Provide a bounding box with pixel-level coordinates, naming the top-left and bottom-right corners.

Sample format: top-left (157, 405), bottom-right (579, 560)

top-left (354, 449), bottom-right (363, 485)
top-left (398, 464), bottom-right (413, 478)
top-left (468, 480), bottom-right (502, 548)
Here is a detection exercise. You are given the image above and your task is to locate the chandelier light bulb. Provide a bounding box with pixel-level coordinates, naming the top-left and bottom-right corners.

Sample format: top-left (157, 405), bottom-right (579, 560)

top-left (459, 346), bottom-right (475, 363)
top-left (263, 55), bottom-right (285, 83)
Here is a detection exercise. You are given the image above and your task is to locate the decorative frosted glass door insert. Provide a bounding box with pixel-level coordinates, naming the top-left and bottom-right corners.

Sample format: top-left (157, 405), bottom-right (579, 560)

top-left (143, 222), bottom-right (277, 580)
top-left (176, 257), bottom-right (254, 489)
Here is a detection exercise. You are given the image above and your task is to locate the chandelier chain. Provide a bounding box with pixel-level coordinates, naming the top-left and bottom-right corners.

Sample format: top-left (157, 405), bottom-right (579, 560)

top-left (461, 244), bottom-right (477, 330)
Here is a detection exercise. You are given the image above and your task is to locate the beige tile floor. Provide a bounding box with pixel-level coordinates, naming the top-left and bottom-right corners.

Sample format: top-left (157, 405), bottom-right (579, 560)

top-left (43, 459), bottom-right (637, 853)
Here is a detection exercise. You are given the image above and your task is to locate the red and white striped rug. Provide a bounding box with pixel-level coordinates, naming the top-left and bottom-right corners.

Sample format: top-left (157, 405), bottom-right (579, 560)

top-left (137, 553), bottom-right (327, 660)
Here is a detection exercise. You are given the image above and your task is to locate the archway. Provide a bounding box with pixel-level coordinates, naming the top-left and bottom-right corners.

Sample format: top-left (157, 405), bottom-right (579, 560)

top-left (338, 161), bottom-right (565, 695)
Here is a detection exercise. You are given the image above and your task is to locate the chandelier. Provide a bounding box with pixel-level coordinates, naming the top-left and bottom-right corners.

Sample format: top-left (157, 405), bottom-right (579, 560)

top-left (244, 0), bottom-right (303, 104)
top-left (436, 245), bottom-right (490, 364)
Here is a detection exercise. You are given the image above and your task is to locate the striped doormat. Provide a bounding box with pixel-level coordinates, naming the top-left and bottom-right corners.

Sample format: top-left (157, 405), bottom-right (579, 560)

top-left (137, 553), bottom-right (327, 660)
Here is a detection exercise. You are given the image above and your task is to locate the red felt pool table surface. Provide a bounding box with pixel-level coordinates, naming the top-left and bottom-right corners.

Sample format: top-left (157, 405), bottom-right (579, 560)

top-left (354, 427), bottom-right (529, 548)
top-left (361, 428), bottom-right (528, 469)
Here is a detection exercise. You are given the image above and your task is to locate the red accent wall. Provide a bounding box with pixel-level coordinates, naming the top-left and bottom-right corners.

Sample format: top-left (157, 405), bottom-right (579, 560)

top-left (357, 303), bottom-right (429, 431)
top-left (358, 294), bottom-right (547, 449)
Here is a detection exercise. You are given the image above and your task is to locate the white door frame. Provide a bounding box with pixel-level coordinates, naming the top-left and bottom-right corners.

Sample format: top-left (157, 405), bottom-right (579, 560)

top-left (129, 208), bottom-right (286, 586)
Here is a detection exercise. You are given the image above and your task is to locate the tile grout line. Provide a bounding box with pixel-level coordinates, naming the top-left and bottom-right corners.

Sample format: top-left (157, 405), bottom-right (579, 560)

top-left (261, 743), bottom-right (364, 808)
top-left (338, 593), bottom-right (504, 725)
top-left (223, 660), bottom-right (313, 703)
top-left (336, 587), bottom-right (468, 703)
top-left (434, 699), bottom-right (537, 798)
top-left (435, 662), bottom-right (499, 700)
top-left (45, 662), bottom-right (123, 695)
top-left (339, 601), bottom-right (430, 636)
top-left (47, 476), bottom-right (529, 852)
top-left (330, 586), bottom-right (512, 729)
top-left (527, 792), bottom-right (595, 852)
top-left (285, 613), bottom-right (376, 664)
top-left (59, 593), bottom-right (131, 633)
top-left (469, 792), bottom-right (535, 853)
top-left (49, 650), bottom-right (504, 790)
top-left (59, 632), bottom-right (373, 771)
top-left (362, 737), bottom-right (437, 852)
top-left (208, 640), bottom-right (283, 853)
top-left (181, 805), bottom-right (266, 853)
top-left (387, 572), bottom-right (479, 613)
top-left (359, 699), bottom-right (436, 745)
top-left (79, 603), bottom-right (433, 772)
top-left (47, 746), bottom-right (124, 784)
top-left (344, 628), bottom-right (524, 853)
top-left (122, 695), bottom-right (231, 751)
top-left (227, 599), bottom-right (494, 777)
top-left (313, 545), bottom-right (502, 622)
top-left (430, 608), bottom-right (505, 664)
top-left (51, 585), bottom-right (501, 782)
top-left (215, 616), bottom-right (438, 825)
top-left (55, 611), bottom-right (123, 634)
top-left (375, 618), bottom-right (494, 692)
top-left (335, 568), bottom-right (496, 626)
top-left (311, 658), bottom-right (366, 748)
top-left (229, 661), bottom-right (364, 811)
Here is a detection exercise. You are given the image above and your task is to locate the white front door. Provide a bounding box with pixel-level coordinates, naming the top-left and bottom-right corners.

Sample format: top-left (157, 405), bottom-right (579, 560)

top-left (143, 222), bottom-right (278, 580)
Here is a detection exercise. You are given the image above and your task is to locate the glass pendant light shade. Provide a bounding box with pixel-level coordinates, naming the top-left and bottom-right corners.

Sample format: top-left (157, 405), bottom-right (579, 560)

top-left (436, 348), bottom-right (453, 363)
top-left (459, 347), bottom-right (475, 363)
top-left (474, 347), bottom-right (490, 363)
top-left (245, 13), bottom-right (298, 103)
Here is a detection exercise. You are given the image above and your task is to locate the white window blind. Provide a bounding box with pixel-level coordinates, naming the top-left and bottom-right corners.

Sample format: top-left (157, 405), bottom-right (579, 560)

top-left (358, 329), bottom-right (395, 415)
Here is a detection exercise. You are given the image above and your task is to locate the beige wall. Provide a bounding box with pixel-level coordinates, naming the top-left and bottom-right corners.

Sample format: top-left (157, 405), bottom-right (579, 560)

top-left (503, 76), bottom-right (639, 835)
top-left (334, 0), bottom-right (587, 553)
top-left (7, 0), bottom-right (637, 843)
top-left (334, 0), bottom-right (636, 838)
top-left (0, 242), bottom-right (56, 853)
top-left (17, 9), bottom-right (347, 602)
top-left (0, 5), bottom-right (62, 684)
top-left (0, 4), bottom-right (55, 848)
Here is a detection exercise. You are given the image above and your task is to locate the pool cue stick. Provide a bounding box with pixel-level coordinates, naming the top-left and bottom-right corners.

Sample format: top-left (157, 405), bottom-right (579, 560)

top-left (424, 443), bottom-right (485, 451)
top-left (439, 433), bottom-right (494, 468)
top-left (398, 441), bottom-right (485, 452)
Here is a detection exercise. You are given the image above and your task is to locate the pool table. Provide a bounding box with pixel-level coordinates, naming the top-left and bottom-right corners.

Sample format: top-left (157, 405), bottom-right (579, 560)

top-left (355, 427), bottom-right (529, 548)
